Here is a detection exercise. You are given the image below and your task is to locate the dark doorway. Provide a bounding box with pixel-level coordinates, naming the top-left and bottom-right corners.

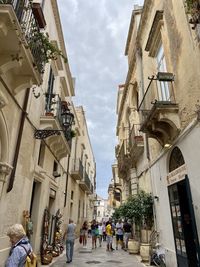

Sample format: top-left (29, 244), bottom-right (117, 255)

top-left (169, 179), bottom-right (200, 267)
top-left (168, 147), bottom-right (200, 267)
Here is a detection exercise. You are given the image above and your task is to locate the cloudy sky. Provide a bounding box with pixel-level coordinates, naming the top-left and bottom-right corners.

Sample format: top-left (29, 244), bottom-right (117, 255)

top-left (57, 0), bottom-right (144, 198)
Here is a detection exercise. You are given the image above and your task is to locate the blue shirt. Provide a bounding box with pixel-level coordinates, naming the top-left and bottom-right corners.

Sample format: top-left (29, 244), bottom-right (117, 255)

top-left (5, 237), bottom-right (32, 267)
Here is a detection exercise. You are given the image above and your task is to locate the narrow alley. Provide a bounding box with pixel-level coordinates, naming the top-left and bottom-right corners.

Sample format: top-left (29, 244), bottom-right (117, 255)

top-left (47, 238), bottom-right (149, 267)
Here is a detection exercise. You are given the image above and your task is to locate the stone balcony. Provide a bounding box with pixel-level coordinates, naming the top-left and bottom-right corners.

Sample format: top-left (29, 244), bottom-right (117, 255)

top-left (0, 1), bottom-right (46, 93)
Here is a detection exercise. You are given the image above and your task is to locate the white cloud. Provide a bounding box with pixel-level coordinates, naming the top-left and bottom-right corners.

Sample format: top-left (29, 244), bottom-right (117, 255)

top-left (58, 0), bottom-right (143, 198)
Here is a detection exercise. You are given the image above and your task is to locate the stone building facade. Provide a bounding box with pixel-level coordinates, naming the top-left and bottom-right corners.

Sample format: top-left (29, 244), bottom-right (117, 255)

top-left (116, 1), bottom-right (200, 266)
top-left (0, 0), bottom-right (96, 265)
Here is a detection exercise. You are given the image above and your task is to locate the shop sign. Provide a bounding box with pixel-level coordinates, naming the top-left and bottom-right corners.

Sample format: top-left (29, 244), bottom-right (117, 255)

top-left (166, 164), bottom-right (187, 186)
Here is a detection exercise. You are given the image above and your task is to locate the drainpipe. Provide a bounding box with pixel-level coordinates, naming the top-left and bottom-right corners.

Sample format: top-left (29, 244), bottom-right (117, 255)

top-left (7, 88), bottom-right (30, 192)
top-left (64, 154), bottom-right (70, 207)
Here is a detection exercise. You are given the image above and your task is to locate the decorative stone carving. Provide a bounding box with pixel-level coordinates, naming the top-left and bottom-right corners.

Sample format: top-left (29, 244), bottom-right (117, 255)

top-left (0, 162), bottom-right (13, 197)
top-left (0, 162), bottom-right (13, 182)
top-left (0, 90), bottom-right (8, 109)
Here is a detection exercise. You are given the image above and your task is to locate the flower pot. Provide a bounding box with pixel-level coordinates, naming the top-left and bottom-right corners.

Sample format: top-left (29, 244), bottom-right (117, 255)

top-left (45, 112), bottom-right (54, 116)
top-left (128, 239), bottom-right (140, 254)
top-left (141, 229), bottom-right (152, 243)
top-left (140, 243), bottom-right (151, 262)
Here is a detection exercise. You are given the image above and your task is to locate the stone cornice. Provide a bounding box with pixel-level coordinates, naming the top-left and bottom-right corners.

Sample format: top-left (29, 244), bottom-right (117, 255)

top-left (51, 0), bottom-right (74, 97)
top-left (137, 0), bottom-right (153, 43)
top-left (125, 11), bottom-right (135, 56)
top-left (145, 10), bottom-right (164, 52)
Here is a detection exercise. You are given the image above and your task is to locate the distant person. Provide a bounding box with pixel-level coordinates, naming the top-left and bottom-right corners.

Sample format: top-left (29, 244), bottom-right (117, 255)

top-left (123, 219), bottom-right (132, 251)
top-left (91, 219), bottom-right (98, 249)
top-left (106, 221), bottom-right (113, 252)
top-left (102, 222), bottom-right (106, 241)
top-left (116, 219), bottom-right (124, 250)
top-left (81, 221), bottom-right (88, 248)
top-left (98, 222), bottom-right (103, 247)
top-left (5, 223), bottom-right (33, 267)
top-left (88, 221), bottom-right (91, 238)
top-left (63, 219), bottom-right (76, 263)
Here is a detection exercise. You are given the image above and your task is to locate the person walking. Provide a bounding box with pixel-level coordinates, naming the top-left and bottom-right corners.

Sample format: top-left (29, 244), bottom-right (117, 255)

top-left (81, 221), bottom-right (88, 248)
top-left (63, 219), bottom-right (76, 263)
top-left (115, 219), bottom-right (124, 250)
top-left (105, 221), bottom-right (113, 252)
top-left (5, 223), bottom-right (33, 267)
top-left (98, 222), bottom-right (103, 247)
top-left (102, 222), bottom-right (106, 241)
top-left (91, 219), bottom-right (98, 249)
top-left (123, 219), bottom-right (132, 251)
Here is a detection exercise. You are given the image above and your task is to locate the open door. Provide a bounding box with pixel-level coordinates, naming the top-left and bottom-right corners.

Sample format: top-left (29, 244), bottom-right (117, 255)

top-left (168, 178), bottom-right (200, 267)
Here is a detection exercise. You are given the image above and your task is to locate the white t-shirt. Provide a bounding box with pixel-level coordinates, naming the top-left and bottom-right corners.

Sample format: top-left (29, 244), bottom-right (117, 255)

top-left (116, 222), bottom-right (123, 235)
top-left (98, 225), bottom-right (103, 235)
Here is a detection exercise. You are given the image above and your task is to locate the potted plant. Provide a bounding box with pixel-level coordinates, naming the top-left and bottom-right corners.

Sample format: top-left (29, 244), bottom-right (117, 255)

top-left (112, 190), bottom-right (153, 257)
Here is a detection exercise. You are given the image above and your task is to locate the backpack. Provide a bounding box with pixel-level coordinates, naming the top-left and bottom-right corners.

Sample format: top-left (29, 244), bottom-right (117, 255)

top-left (19, 245), bottom-right (37, 267)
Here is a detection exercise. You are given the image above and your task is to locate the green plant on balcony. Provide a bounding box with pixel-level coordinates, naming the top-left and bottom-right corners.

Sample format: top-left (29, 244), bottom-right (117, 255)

top-left (70, 130), bottom-right (76, 139)
top-left (30, 31), bottom-right (67, 64)
top-left (185, 0), bottom-right (200, 29)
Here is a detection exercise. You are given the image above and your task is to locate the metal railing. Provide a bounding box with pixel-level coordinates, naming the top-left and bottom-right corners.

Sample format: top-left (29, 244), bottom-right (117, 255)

top-left (0, 0), bottom-right (46, 73)
top-left (117, 139), bottom-right (129, 172)
top-left (84, 171), bottom-right (91, 190)
top-left (129, 124), bottom-right (143, 147)
top-left (71, 159), bottom-right (83, 178)
top-left (44, 94), bottom-right (73, 145)
top-left (138, 75), bottom-right (176, 120)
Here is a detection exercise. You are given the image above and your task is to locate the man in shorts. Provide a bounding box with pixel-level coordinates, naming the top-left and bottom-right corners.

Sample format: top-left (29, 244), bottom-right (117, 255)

top-left (115, 219), bottom-right (124, 250)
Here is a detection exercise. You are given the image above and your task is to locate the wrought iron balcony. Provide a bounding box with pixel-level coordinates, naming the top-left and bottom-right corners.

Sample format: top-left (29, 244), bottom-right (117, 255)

top-left (129, 124), bottom-right (144, 161)
top-left (116, 139), bottom-right (130, 178)
top-left (79, 170), bottom-right (92, 193)
top-left (34, 95), bottom-right (74, 159)
top-left (0, 0), bottom-right (46, 74)
top-left (70, 159), bottom-right (84, 181)
top-left (138, 73), bottom-right (180, 146)
top-left (35, 95), bottom-right (74, 144)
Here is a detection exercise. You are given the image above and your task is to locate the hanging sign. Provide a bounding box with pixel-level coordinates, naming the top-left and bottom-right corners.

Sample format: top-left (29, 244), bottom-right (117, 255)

top-left (166, 164), bottom-right (187, 186)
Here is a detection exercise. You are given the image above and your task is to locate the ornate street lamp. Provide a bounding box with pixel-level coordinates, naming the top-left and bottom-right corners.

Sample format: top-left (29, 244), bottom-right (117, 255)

top-left (61, 103), bottom-right (74, 128)
top-left (34, 101), bottom-right (74, 139)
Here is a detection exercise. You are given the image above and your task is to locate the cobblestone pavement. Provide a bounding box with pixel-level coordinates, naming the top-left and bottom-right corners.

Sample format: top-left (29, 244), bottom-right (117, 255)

top-left (46, 238), bottom-right (152, 267)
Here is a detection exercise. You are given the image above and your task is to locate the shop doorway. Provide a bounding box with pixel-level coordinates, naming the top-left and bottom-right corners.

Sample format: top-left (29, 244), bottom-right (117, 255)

top-left (30, 180), bottom-right (41, 248)
top-left (168, 147), bottom-right (200, 267)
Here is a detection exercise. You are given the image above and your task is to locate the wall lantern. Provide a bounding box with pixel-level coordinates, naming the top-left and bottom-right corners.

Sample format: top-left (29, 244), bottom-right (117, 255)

top-left (34, 101), bottom-right (74, 139)
top-left (61, 105), bottom-right (74, 128)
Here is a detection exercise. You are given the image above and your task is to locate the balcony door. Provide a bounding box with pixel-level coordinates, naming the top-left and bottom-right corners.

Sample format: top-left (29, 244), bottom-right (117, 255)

top-left (156, 43), bottom-right (170, 101)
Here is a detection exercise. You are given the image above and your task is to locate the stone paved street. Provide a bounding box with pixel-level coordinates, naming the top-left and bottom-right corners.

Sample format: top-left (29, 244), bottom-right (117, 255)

top-left (46, 238), bottom-right (152, 267)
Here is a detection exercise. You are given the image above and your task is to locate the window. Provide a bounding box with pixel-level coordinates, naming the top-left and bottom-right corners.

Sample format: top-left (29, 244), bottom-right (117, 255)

top-left (38, 142), bottom-right (45, 167)
top-left (156, 43), bottom-right (170, 101)
top-left (46, 67), bottom-right (55, 112)
top-left (71, 190), bottom-right (74, 200)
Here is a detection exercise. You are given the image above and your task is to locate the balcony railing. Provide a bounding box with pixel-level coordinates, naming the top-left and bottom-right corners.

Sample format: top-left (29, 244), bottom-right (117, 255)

top-left (129, 124), bottom-right (144, 160)
top-left (0, 0), bottom-right (46, 73)
top-left (129, 124), bottom-right (143, 147)
top-left (71, 159), bottom-right (84, 180)
top-left (45, 94), bottom-right (73, 145)
top-left (79, 170), bottom-right (93, 193)
top-left (138, 73), bottom-right (180, 145)
top-left (117, 139), bottom-right (130, 176)
top-left (138, 73), bottom-right (176, 119)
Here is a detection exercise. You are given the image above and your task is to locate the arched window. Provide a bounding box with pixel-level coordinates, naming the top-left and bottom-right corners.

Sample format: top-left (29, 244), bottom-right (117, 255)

top-left (169, 146), bottom-right (185, 172)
